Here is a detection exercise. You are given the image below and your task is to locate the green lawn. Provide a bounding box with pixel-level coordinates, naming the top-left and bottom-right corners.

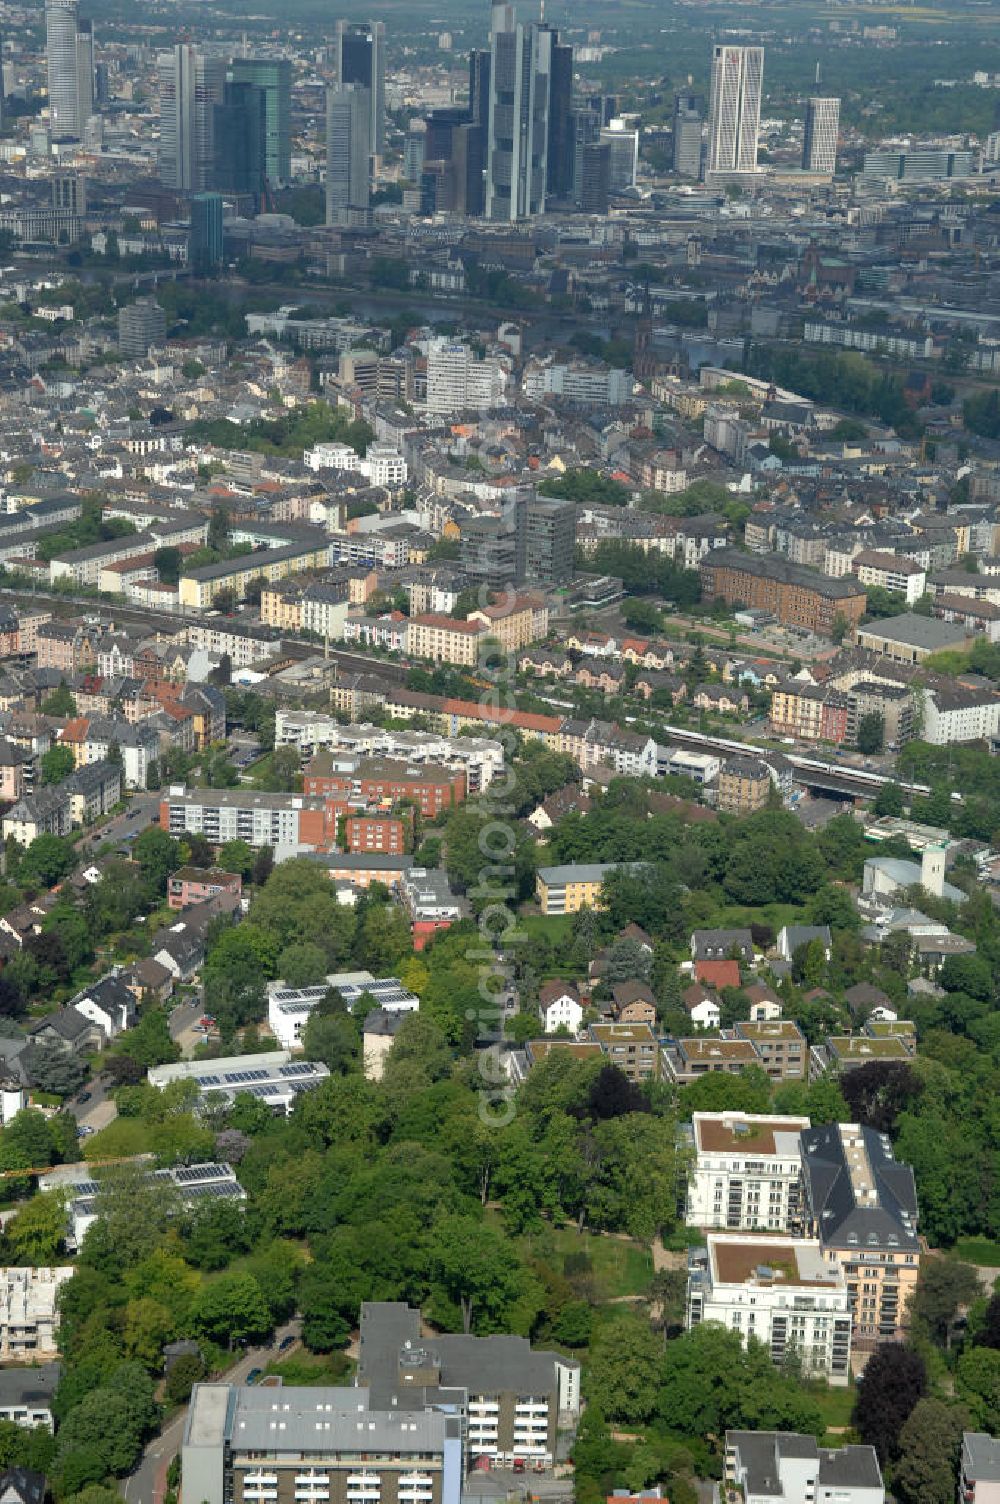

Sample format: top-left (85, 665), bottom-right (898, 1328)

top-left (808, 1380), bottom-right (857, 1440)
top-left (263, 1353), bottom-right (353, 1386)
top-left (519, 1226), bottom-right (653, 1300)
top-left (714, 902), bottom-right (809, 934)
top-left (517, 914), bottom-right (576, 945)
top-left (953, 1238), bottom-right (1000, 1266)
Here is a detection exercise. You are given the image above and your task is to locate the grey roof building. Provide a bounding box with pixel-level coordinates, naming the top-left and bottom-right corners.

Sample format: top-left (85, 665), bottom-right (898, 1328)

top-left (725, 1431), bottom-right (884, 1504)
top-left (0, 1362), bottom-right (60, 1429)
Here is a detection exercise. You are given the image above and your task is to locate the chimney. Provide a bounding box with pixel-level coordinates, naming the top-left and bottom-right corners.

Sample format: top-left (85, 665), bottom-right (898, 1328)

top-left (921, 844), bottom-right (945, 899)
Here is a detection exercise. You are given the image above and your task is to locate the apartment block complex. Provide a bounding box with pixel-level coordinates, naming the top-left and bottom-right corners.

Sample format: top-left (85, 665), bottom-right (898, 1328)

top-left (357, 1302), bottom-right (580, 1468)
top-left (535, 862), bottom-right (615, 914)
top-left (685, 1112), bottom-right (810, 1231)
top-left (302, 753), bottom-right (466, 817)
top-left (587, 1023), bottom-right (661, 1082)
top-left (700, 549), bottom-right (867, 637)
top-left (687, 1234), bottom-right (852, 1383)
top-left (160, 787), bottom-right (328, 855)
top-left (798, 1123), bottom-right (920, 1347)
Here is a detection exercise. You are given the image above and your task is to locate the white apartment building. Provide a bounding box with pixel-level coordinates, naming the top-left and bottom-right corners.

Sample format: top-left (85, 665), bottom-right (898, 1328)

top-left (160, 786), bottom-right (324, 856)
top-left (823, 538), bottom-right (865, 578)
top-left (425, 340), bottom-right (509, 415)
top-left (686, 1234), bottom-right (852, 1383)
top-left (0, 1268), bottom-right (73, 1359)
top-left (304, 442), bottom-right (361, 472)
top-left (725, 1431), bottom-right (884, 1504)
top-left (268, 970), bottom-right (419, 1048)
top-left (362, 444), bottom-right (408, 488)
top-left (852, 551), bottom-right (927, 604)
top-left (274, 711), bottom-right (503, 792)
top-left (686, 1112), bottom-right (810, 1231)
top-left (521, 359), bottom-right (633, 406)
top-left (922, 684), bottom-right (1000, 745)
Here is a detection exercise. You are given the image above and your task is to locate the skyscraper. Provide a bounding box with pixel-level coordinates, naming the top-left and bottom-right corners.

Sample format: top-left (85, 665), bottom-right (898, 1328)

top-left (326, 82), bottom-right (371, 225)
top-left (230, 57), bottom-right (292, 187)
top-left (672, 90), bottom-right (703, 178)
top-left (334, 20), bottom-right (385, 166)
top-left (706, 44), bottom-right (763, 177)
top-left (468, 48), bottom-right (491, 126)
top-left (46, 0), bottom-right (91, 141)
top-left (158, 45), bottom-right (226, 192)
top-left (190, 193), bottom-right (224, 275)
top-left (802, 96), bottom-right (840, 175)
top-left (485, 2), bottom-right (553, 221)
top-left (213, 80), bottom-right (267, 202)
top-left (545, 29), bottom-right (574, 200)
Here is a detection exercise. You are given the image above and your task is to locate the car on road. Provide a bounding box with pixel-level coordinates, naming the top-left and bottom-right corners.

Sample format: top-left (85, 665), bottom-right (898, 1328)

top-left (246, 1368), bottom-right (263, 1385)
top-left (77, 1124), bottom-right (94, 1138)
top-left (77, 1091), bottom-right (91, 1103)
top-left (278, 1335), bottom-right (295, 1352)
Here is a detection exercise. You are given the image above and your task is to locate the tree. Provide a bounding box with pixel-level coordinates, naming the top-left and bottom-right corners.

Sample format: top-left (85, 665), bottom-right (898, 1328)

top-left (278, 942), bottom-right (328, 987)
top-left (41, 681), bottom-right (76, 716)
top-left (301, 1012), bottom-right (358, 1075)
top-left (22, 1042), bottom-right (87, 1097)
top-left (856, 712), bottom-right (885, 755)
top-left (6, 1187), bottom-right (66, 1263)
top-left (910, 1258), bottom-right (979, 1348)
top-left (853, 1344), bottom-right (927, 1463)
top-left (893, 1398), bottom-right (967, 1504)
top-left (188, 1272), bottom-right (272, 1348)
top-left (839, 1060), bottom-right (922, 1135)
top-left (428, 1214), bottom-right (532, 1334)
top-left (874, 781), bottom-right (905, 818)
top-left (956, 1346), bottom-right (1000, 1432)
top-left (19, 833), bottom-right (76, 888)
top-left (939, 951), bottom-right (994, 1001)
top-left (165, 1351), bottom-right (206, 1404)
top-left (133, 828), bottom-right (180, 894)
top-left (219, 840), bottom-right (255, 879)
top-left (153, 546), bottom-right (183, 585)
top-left (586, 1313), bottom-right (662, 1423)
top-left (40, 743), bottom-right (75, 785)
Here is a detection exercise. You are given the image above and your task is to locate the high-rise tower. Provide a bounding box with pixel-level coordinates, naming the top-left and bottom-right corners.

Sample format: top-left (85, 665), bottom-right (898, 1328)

top-left (46, 0), bottom-right (92, 140)
top-left (802, 96), bottom-right (840, 175)
top-left (334, 20), bottom-right (385, 169)
top-left (705, 44), bottom-right (763, 177)
top-left (230, 58), bottom-right (291, 187)
top-left (326, 82), bottom-right (372, 225)
top-left (485, 1), bottom-right (553, 221)
top-left (158, 45), bottom-right (226, 192)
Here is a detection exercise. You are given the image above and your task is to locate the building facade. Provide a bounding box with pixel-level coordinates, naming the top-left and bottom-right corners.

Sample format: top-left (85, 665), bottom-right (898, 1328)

top-left (685, 1112), bottom-right (810, 1231)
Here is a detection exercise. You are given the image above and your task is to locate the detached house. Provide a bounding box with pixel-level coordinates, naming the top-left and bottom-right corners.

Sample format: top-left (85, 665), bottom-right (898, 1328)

top-left (538, 982), bottom-right (583, 1035)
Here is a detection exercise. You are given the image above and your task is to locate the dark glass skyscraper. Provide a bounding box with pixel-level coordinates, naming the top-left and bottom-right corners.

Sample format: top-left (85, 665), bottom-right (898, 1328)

top-left (230, 57), bottom-right (292, 187)
top-left (335, 19), bottom-right (385, 165)
top-left (545, 30), bottom-right (574, 199)
top-left (213, 81), bottom-right (267, 203)
top-left (189, 193), bottom-right (223, 274)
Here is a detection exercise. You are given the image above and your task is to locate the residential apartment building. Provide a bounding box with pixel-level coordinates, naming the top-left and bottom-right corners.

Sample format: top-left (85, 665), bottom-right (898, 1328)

top-left (769, 684), bottom-right (850, 745)
top-left (302, 753), bottom-right (466, 818)
top-left (687, 1235), bottom-right (852, 1383)
top-left (398, 867), bottom-right (462, 949)
top-left (0, 1269), bottom-right (73, 1360)
top-left (717, 756), bottom-right (771, 813)
top-left (468, 596), bottom-right (547, 653)
top-left (178, 539), bottom-right (333, 609)
top-left (0, 1363), bottom-right (61, 1430)
top-left (798, 1122), bottom-right (920, 1346)
top-left (662, 1036), bottom-right (760, 1084)
top-left (167, 867), bottom-right (243, 911)
top-left (724, 1431), bottom-right (884, 1504)
top-left (405, 613), bottom-right (489, 667)
top-left (160, 787), bottom-right (328, 856)
top-left (700, 550), bottom-right (867, 638)
top-left (851, 550), bottom-right (927, 604)
top-left (685, 1112), bottom-right (810, 1231)
top-left (587, 1023), bottom-right (660, 1082)
top-left (2, 787), bottom-right (71, 845)
top-left (535, 863), bottom-right (615, 915)
top-left (734, 1020), bottom-right (807, 1082)
top-left (358, 1301), bottom-right (580, 1467)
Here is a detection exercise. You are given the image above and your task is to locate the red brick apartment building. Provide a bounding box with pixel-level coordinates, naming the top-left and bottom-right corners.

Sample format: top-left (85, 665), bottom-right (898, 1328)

top-left (303, 753), bottom-right (465, 818)
top-left (700, 549), bottom-right (867, 638)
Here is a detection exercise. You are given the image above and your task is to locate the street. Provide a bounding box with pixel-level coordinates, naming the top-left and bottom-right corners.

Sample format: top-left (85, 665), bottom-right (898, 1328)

top-left (121, 1320), bottom-right (301, 1504)
top-left (79, 793), bottom-right (161, 855)
top-left (169, 994), bottom-right (206, 1058)
top-left (67, 1076), bottom-right (117, 1136)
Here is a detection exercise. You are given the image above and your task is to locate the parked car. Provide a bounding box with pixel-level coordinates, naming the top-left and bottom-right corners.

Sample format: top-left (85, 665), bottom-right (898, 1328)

top-left (278, 1335), bottom-right (296, 1352)
top-left (246, 1368), bottom-right (263, 1385)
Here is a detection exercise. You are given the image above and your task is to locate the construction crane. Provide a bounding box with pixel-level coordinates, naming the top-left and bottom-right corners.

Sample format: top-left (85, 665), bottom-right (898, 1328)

top-left (0, 1156), bottom-right (143, 1183)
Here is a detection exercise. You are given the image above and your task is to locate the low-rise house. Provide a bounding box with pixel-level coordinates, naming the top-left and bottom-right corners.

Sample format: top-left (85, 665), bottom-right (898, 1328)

top-left (776, 924), bottom-right (832, 963)
top-left (611, 980), bottom-right (656, 1025)
top-left (681, 983), bottom-right (722, 1031)
top-left (527, 785), bottom-right (592, 834)
top-left (691, 928), bottom-right (754, 963)
top-left (0, 1364), bottom-right (60, 1430)
top-left (538, 982), bottom-right (583, 1035)
top-left (362, 1008), bottom-right (408, 1081)
top-left (119, 956), bottom-right (174, 1005)
top-left (167, 867), bottom-right (243, 911)
top-left (687, 1234), bottom-right (852, 1382)
top-left (148, 1052), bottom-right (330, 1116)
top-left (694, 958), bottom-right (740, 990)
top-left (71, 974), bottom-right (137, 1040)
top-left (744, 982), bottom-right (782, 1021)
top-left (25, 1008), bottom-right (103, 1057)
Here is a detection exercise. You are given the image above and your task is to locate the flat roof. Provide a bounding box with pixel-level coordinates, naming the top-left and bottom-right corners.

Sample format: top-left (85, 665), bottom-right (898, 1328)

top-left (709, 1235), bottom-right (843, 1290)
top-left (857, 612), bottom-right (969, 650)
top-left (694, 1112), bottom-right (810, 1156)
top-left (680, 1037), bottom-right (758, 1062)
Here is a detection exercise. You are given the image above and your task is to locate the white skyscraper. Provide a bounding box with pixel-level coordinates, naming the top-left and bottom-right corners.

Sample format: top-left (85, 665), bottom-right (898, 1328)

top-left (157, 45), bottom-right (225, 192)
top-left (706, 44), bottom-right (763, 178)
top-left (802, 96), bottom-right (840, 175)
top-left (325, 82), bottom-right (371, 225)
top-left (485, 0), bottom-right (553, 221)
top-left (46, 0), bottom-right (92, 141)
